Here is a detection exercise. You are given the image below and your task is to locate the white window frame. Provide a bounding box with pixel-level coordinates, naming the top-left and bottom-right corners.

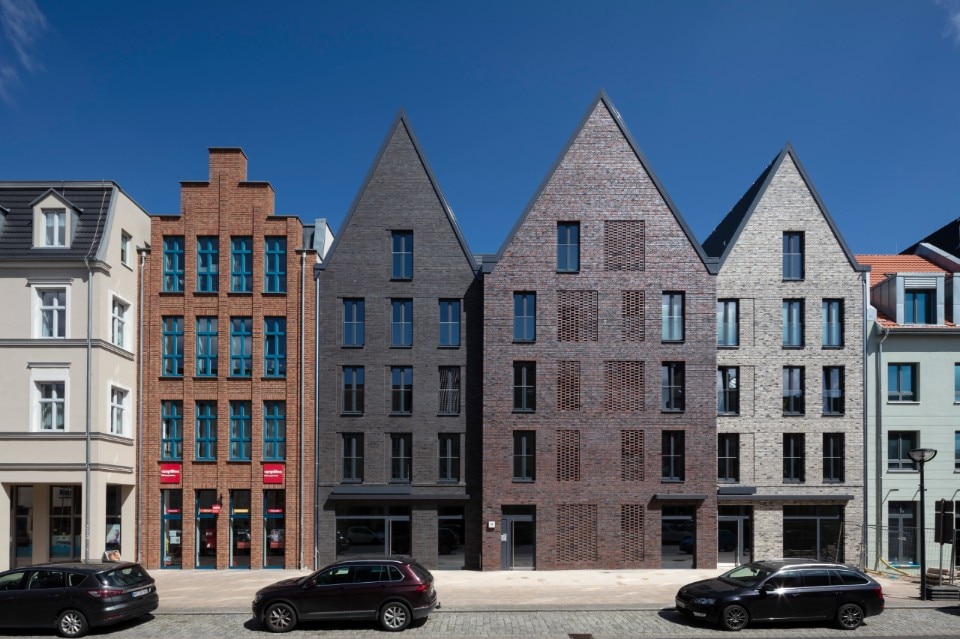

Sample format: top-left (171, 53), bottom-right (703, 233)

top-left (31, 282), bottom-right (70, 339)
top-left (110, 293), bottom-right (131, 349)
top-left (32, 193), bottom-right (73, 249)
top-left (29, 366), bottom-right (70, 432)
top-left (43, 208), bottom-right (66, 247)
top-left (120, 232), bottom-right (132, 266)
top-left (108, 384), bottom-right (131, 437)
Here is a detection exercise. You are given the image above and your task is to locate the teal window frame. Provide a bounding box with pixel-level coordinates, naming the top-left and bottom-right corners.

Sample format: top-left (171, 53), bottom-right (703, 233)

top-left (196, 236), bottom-right (219, 292)
top-left (229, 400), bottom-right (252, 461)
top-left (161, 400), bottom-right (183, 461)
top-left (230, 317), bottom-right (253, 377)
top-left (264, 237), bottom-right (287, 293)
top-left (263, 401), bottom-right (286, 461)
top-left (195, 317), bottom-right (218, 377)
top-left (195, 401), bottom-right (217, 461)
top-left (163, 236), bottom-right (185, 292)
top-left (162, 316), bottom-right (184, 377)
top-left (264, 317), bottom-right (286, 378)
top-left (231, 237), bottom-right (253, 292)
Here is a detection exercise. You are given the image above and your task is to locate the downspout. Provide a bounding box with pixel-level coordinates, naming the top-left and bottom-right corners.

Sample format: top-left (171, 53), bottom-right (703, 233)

top-left (874, 325), bottom-right (890, 570)
top-left (83, 257), bottom-right (93, 562)
top-left (314, 270), bottom-right (321, 569)
top-left (298, 248), bottom-right (305, 570)
top-left (136, 247), bottom-right (149, 564)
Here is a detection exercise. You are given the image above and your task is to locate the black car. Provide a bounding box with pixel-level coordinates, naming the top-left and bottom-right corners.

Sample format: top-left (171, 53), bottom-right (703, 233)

top-left (0, 561), bottom-right (158, 638)
top-left (675, 559), bottom-right (884, 631)
top-left (252, 558), bottom-right (439, 632)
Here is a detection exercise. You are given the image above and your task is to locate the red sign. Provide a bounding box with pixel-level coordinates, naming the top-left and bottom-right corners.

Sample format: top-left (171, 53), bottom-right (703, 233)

top-left (267, 508), bottom-right (284, 514)
top-left (159, 463), bottom-right (181, 484)
top-left (211, 504), bottom-right (221, 514)
top-left (264, 463), bottom-right (284, 484)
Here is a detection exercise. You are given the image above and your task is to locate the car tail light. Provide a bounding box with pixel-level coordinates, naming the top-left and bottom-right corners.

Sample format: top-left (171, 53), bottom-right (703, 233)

top-left (87, 588), bottom-right (125, 598)
top-left (414, 583), bottom-right (429, 593)
top-left (875, 586), bottom-right (884, 607)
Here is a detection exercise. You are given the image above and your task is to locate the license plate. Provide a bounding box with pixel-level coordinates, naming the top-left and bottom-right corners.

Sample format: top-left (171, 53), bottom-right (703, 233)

top-left (132, 587), bottom-right (150, 598)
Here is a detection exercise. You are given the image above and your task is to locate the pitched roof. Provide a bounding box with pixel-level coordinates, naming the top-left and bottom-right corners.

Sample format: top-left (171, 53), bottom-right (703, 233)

top-left (902, 216), bottom-right (960, 257)
top-left (855, 254), bottom-right (945, 283)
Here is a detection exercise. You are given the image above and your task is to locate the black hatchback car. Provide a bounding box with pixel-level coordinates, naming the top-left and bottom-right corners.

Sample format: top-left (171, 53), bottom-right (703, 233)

top-left (0, 561), bottom-right (158, 637)
top-left (253, 558), bottom-right (439, 632)
top-left (675, 560), bottom-right (884, 631)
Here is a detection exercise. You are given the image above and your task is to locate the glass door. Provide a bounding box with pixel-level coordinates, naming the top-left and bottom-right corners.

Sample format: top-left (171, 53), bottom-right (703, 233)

top-left (719, 506), bottom-right (753, 566)
top-left (49, 486), bottom-right (81, 561)
top-left (196, 489), bottom-right (218, 568)
top-left (230, 490), bottom-right (250, 569)
top-left (161, 490), bottom-right (182, 568)
top-left (14, 486), bottom-right (33, 567)
top-left (501, 508), bottom-right (535, 570)
top-left (263, 490), bottom-right (285, 568)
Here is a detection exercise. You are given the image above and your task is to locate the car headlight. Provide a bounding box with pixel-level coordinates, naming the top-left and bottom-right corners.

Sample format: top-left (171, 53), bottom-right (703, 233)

top-left (693, 597), bottom-right (716, 606)
top-left (253, 593), bottom-right (263, 603)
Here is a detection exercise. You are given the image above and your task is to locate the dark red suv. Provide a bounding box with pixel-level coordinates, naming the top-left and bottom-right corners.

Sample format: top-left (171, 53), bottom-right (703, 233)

top-left (252, 558), bottom-right (439, 632)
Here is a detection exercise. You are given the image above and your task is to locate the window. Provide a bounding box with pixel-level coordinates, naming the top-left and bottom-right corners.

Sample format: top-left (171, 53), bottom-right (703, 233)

top-left (391, 299), bottom-right (413, 347)
top-left (263, 401), bottom-right (285, 461)
top-left (824, 433), bottom-right (844, 483)
top-left (782, 300), bottom-right (804, 348)
top-left (783, 232), bottom-right (804, 280)
top-left (161, 317), bottom-right (184, 377)
top-left (904, 289), bottom-right (934, 324)
top-left (717, 299), bottom-right (738, 347)
top-left (662, 431), bottom-right (685, 481)
top-left (513, 431), bottom-right (535, 481)
top-left (391, 366), bottom-right (412, 415)
top-left (438, 299), bottom-right (460, 347)
top-left (37, 382), bottom-right (65, 431)
top-left (822, 367), bottom-right (845, 415)
top-left (342, 299), bottom-right (364, 347)
top-left (43, 209), bottom-right (66, 246)
top-left (438, 366), bottom-right (460, 415)
top-left (717, 367), bottom-right (740, 415)
top-left (391, 230), bottom-right (413, 279)
top-left (342, 433), bottom-right (363, 482)
top-left (513, 292), bottom-right (536, 342)
top-left (195, 401), bottom-right (217, 461)
top-left (39, 289), bottom-right (66, 338)
top-left (557, 222), bottom-right (580, 272)
top-left (513, 361), bottom-right (536, 412)
top-left (229, 317), bottom-right (253, 377)
top-left (264, 237), bottom-right (287, 293)
top-left (955, 364), bottom-right (960, 403)
top-left (161, 401), bottom-right (183, 460)
top-left (783, 366), bottom-right (804, 415)
top-left (955, 431), bottom-right (960, 471)
top-left (822, 299), bottom-right (843, 348)
top-left (718, 433), bottom-right (739, 483)
top-left (195, 317), bottom-right (218, 377)
top-left (888, 364), bottom-right (917, 402)
top-left (888, 431), bottom-right (918, 471)
top-left (191, 236), bottom-right (218, 292)
top-left (342, 366), bottom-right (364, 414)
top-left (162, 236), bottom-right (185, 292)
top-left (662, 292), bottom-right (684, 342)
top-left (229, 401), bottom-right (252, 461)
top-left (120, 232), bottom-right (131, 266)
top-left (390, 433), bottom-right (412, 482)
top-left (111, 297), bottom-right (128, 348)
top-left (264, 318), bottom-right (286, 378)
top-left (783, 433), bottom-right (805, 482)
top-left (661, 362), bottom-right (685, 412)
top-left (109, 387), bottom-right (127, 435)
top-left (438, 433), bottom-right (460, 482)
top-left (230, 237), bottom-right (253, 292)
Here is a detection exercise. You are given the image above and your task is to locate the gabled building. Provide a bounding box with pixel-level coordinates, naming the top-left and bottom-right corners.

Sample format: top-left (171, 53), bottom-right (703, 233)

top-left (315, 113), bottom-right (481, 570)
top-left (703, 144), bottom-right (867, 565)
top-left (482, 93), bottom-right (719, 570)
top-left (0, 182), bottom-right (150, 570)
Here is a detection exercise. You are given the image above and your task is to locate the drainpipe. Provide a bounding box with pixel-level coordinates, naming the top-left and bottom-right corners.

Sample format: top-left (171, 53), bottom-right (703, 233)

top-left (136, 246), bottom-right (149, 564)
top-left (314, 270), bottom-right (321, 569)
top-left (874, 325), bottom-right (890, 570)
top-left (298, 248), bottom-right (305, 570)
top-left (83, 257), bottom-right (93, 562)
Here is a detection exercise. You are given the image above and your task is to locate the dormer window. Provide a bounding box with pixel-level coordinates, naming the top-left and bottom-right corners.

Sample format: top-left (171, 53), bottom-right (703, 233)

top-left (43, 209), bottom-right (66, 247)
top-left (904, 289), bottom-right (934, 324)
top-left (32, 191), bottom-right (76, 249)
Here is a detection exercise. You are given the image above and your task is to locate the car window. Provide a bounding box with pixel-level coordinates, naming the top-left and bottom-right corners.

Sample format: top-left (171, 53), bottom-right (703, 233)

top-left (835, 569), bottom-right (870, 586)
top-left (407, 562), bottom-right (432, 583)
top-left (316, 566), bottom-right (352, 585)
top-left (100, 565), bottom-right (149, 587)
top-left (386, 566), bottom-right (405, 581)
top-left (801, 569), bottom-right (833, 587)
top-left (352, 565), bottom-right (384, 583)
top-left (65, 572), bottom-right (88, 588)
top-left (766, 570), bottom-right (802, 589)
top-left (0, 571), bottom-right (26, 591)
top-left (720, 563), bottom-right (772, 587)
top-left (28, 570), bottom-right (65, 589)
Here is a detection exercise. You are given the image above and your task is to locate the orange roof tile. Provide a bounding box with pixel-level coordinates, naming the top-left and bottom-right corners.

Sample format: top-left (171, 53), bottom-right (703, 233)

top-left (856, 254), bottom-right (944, 285)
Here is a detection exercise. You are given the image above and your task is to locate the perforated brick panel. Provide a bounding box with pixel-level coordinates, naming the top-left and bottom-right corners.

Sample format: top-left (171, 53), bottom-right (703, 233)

top-left (558, 290), bottom-right (599, 342)
top-left (621, 504), bottom-right (645, 563)
top-left (557, 360), bottom-right (581, 411)
top-left (621, 290), bottom-right (645, 342)
top-left (557, 429), bottom-right (581, 481)
top-left (604, 361), bottom-right (645, 411)
top-left (557, 503), bottom-right (598, 565)
top-left (604, 220), bottom-right (644, 271)
top-left (620, 430), bottom-right (644, 481)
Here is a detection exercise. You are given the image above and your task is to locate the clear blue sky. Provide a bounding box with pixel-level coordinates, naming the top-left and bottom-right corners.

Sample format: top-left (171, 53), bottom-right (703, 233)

top-left (2, 1), bottom-right (959, 256)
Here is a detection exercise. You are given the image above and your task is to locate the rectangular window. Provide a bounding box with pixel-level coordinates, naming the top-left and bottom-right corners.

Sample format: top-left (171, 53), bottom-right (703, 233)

top-left (229, 401), bottom-right (252, 461)
top-left (438, 366), bottom-right (461, 415)
top-left (390, 433), bottom-right (412, 482)
top-left (782, 299), bottom-right (804, 347)
top-left (229, 317), bottom-right (253, 377)
top-left (662, 292), bottom-right (684, 342)
top-left (38, 382), bottom-right (65, 431)
top-left (161, 316), bottom-right (184, 377)
top-left (39, 289), bottom-right (66, 338)
top-left (557, 221), bottom-right (580, 273)
top-left (195, 317), bottom-right (218, 377)
top-left (717, 367), bottom-right (740, 415)
top-left (823, 366), bottom-right (845, 415)
top-left (662, 431), bottom-right (685, 481)
top-left (196, 236), bottom-right (219, 292)
top-left (955, 364), bottom-right (960, 403)
top-left (110, 387), bottom-right (126, 435)
top-left (195, 401), bottom-right (217, 461)
top-left (513, 361), bottom-right (536, 412)
top-left (263, 401), bottom-right (285, 461)
top-left (718, 433), bottom-right (739, 483)
top-left (904, 289), bottom-right (934, 324)
top-left (783, 433), bottom-right (805, 482)
top-left (783, 366), bottom-right (805, 415)
top-left (264, 237), bottom-right (287, 293)
top-left (823, 433), bottom-right (845, 483)
top-left (391, 230), bottom-right (413, 279)
top-left (513, 431), bottom-right (535, 481)
top-left (391, 366), bottom-right (413, 415)
top-left (822, 299), bottom-right (843, 348)
top-left (661, 362), bottom-right (685, 412)
top-left (391, 299), bottom-right (413, 347)
top-left (162, 236), bottom-right (185, 292)
top-left (438, 299), bottom-right (460, 347)
top-left (111, 297), bottom-right (128, 348)
top-left (264, 317), bottom-right (286, 378)
top-left (230, 237), bottom-right (253, 292)
top-left (513, 292), bottom-right (536, 342)
top-left (120, 232), bottom-right (131, 266)
top-left (342, 433), bottom-right (364, 482)
top-left (44, 209), bottom-right (66, 246)
top-left (888, 431), bottom-right (919, 471)
top-left (717, 299), bottom-right (738, 347)
top-left (342, 299), bottom-right (365, 347)
top-left (342, 366), bottom-right (365, 414)
top-left (438, 433), bottom-right (461, 482)
top-left (783, 232), bottom-right (804, 280)
top-left (888, 363), bottom-right (918, 402)
top-left (161, 400), bottom-right (183, 461)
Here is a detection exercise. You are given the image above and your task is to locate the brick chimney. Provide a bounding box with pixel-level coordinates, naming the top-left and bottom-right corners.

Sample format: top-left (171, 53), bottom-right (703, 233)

top-left (208, 147), bottom-right (247, 184)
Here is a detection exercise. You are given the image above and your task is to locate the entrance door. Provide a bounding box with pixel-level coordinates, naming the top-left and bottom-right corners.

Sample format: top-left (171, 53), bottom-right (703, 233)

top-left (501, 512), bottom-right (535, 570)
top-left (718, 506), bottom-right (753, 566)
top-left (49, 486), bottom-right (81, 562)
top-left (13, 487), bottom-right (33, 568)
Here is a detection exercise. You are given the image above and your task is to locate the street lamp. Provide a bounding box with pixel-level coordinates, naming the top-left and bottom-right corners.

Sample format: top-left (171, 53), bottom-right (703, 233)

top-left (908, 448), bottom-right (937, 600)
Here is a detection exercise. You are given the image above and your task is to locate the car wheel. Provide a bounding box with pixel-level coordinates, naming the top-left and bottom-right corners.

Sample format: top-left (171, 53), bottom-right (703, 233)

top-left (264, 602), bottom-right (297, 633)
top-left (379, 601), bottom-right (412, 631)
top-left (720, 604), bottom-right (749, 631)
top-left (836, 603), bottom-right (864, 630)
top-left (56, 610), bottom-right (88, 638)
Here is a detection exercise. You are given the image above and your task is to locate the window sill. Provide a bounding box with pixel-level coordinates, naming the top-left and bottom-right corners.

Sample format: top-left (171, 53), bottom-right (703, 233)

top-left (227, 376), bottom-right (253, 380)
top-left (438, 345), bottom-right (461, 349)
top-left (389, 278), bottom-right (412, 282)
top-left (341, 344), bottom-right (364, 349)
top-left (227, 459), bottom-right (252, 464)
top-left (193, 376), bottom-right (218, 381)
top-left (389, 412), bottom-right (412, 417)
top-left (340, 479), bottom-right (363, 484)
top-left (195, 459), bottom-right (217, 463)
top-left (159, 291), bottom-right (185, 296)
top-left (512, 409), bottom-right (535, 415)
top-left (390, 345), bottom-right (413, 349)
top-left (227, 291), bottom-right (253, 296)
top-left (782, 412), bottom-right (806, 417)
top-left (717, 345), bottom-right (740, 350)
top-left (823, 479), bottom-right (845, 484)
top-left (661, 340), bottom-right (685, 345)
top-left (718, 412), bottom-right (740, 417)
top-left (261, 376), bottom-right (287, 381)
top-left (512, 478), bottom-right (535, 483)
top-left (437, 412), bottom-right (460, 417)
top-left (263, 458), bottom-right (285, 463)
top-left (160, 375), bottom-right (184, 380)
top-left (262, 291), bottom-right (287, 296)
top-left (887, 401), bottom-right (920, 405)
top-left (389, 480), bottom-right (412, 484)
top-left (341, 412), bottom-right (363, 417)
top-left (782, 278), bottom-right (805, 283)
top-left (887, 468), bottom-right (919, 473)
top-left (160, 458), bottom-right (182, 463)
top-left (513, 340), bottom-right (536, 345)
top-left (660, 478), bottom-right (684, 484)
top-left (193, 291), bottom-right (219, 297)
top-left (661, 409), bottom-right (685, 414)
top-left (556, 270), bottom-right (580, 275)
top-left (822, 345), bottom-right (844, 350)
top-left (437, 479), bottom-right (461, 484)
top-left (782, 480), bottom-right (805, 484)
top-left (821, 412), bottom-right (845, 418)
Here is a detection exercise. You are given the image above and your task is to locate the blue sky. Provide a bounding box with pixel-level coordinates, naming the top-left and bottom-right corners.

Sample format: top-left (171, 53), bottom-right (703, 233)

top-left (2, 1), bottom-right (959, 256)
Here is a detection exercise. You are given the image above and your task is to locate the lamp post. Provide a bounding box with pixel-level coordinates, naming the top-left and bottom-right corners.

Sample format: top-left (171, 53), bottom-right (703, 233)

top-left (908, 448), bottom-right (937, 600)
